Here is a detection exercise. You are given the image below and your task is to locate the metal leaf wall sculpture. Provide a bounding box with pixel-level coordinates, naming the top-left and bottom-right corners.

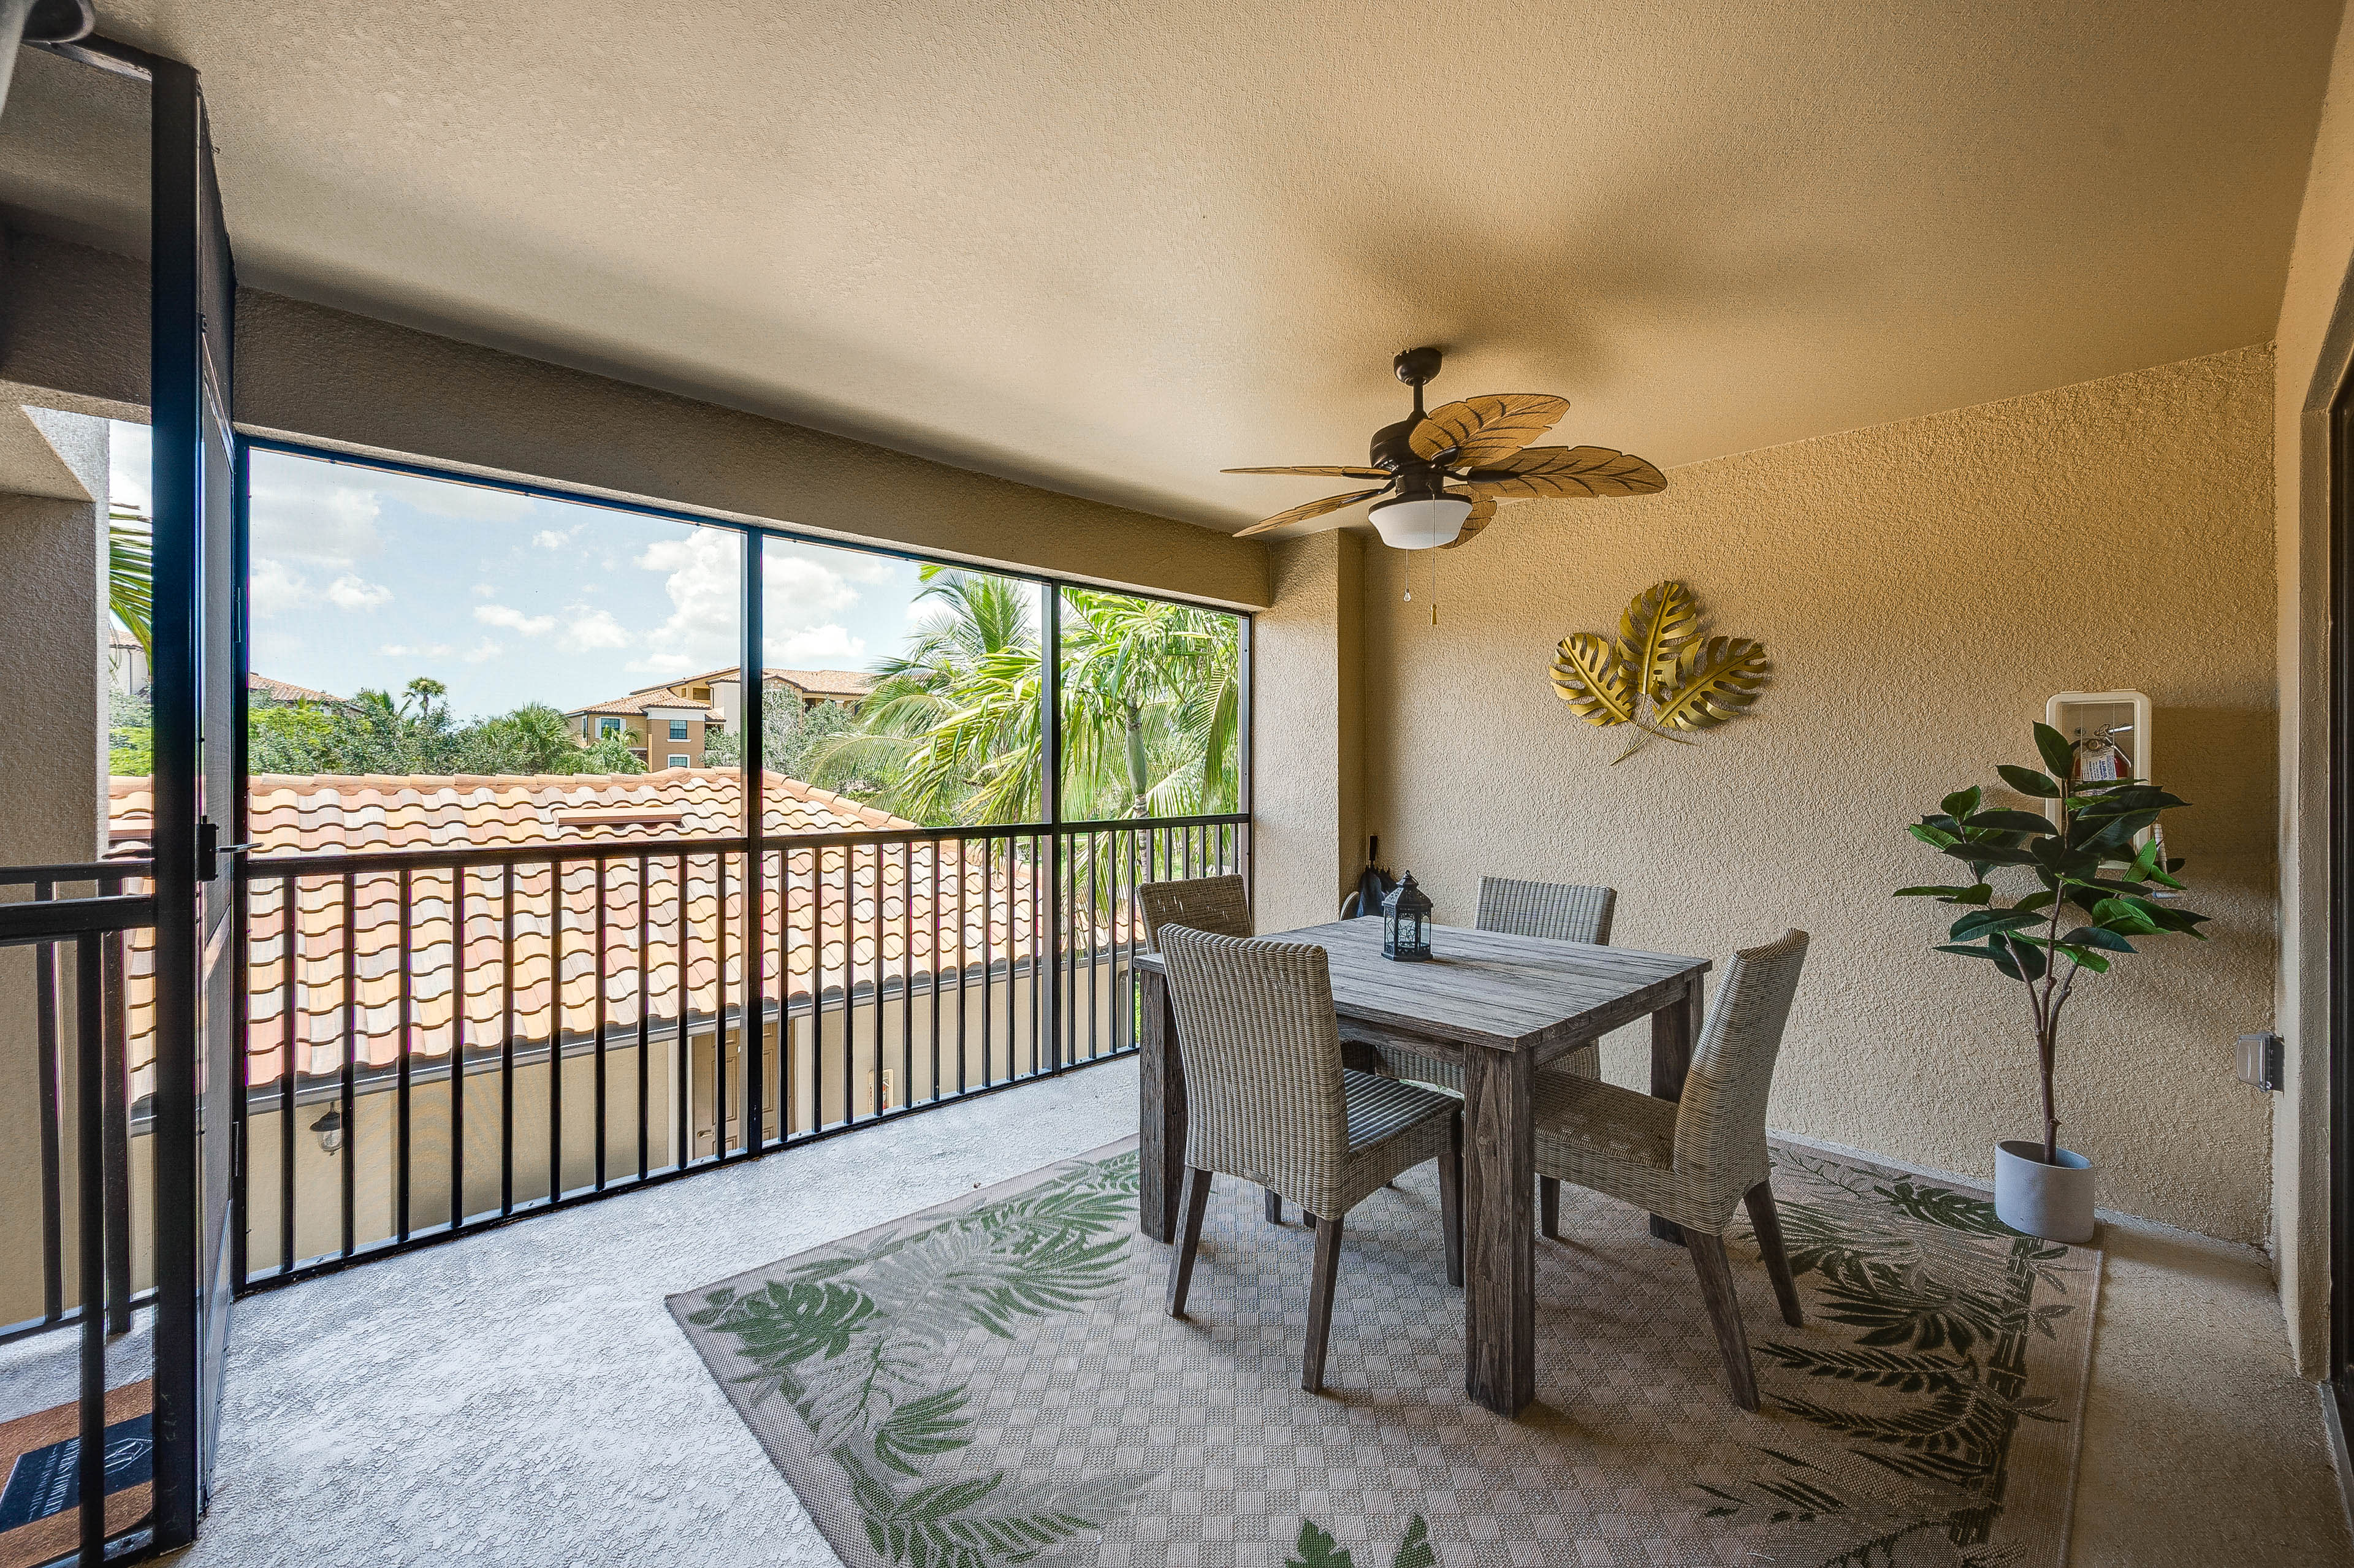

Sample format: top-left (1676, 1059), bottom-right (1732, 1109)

top-left (1550, 580), bottom-right (1770, 762)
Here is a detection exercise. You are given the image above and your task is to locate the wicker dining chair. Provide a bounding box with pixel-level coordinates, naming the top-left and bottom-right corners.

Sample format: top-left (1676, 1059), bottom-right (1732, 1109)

top-left (1385, 876), bottom-right (1620, 1094)
top-left (1532, 929), bottom-right (1810, 1410)
top-left (1156, 924), bottom-right (1465, 1393)
top-left (1137, 874), bottom-right (1377, 1225)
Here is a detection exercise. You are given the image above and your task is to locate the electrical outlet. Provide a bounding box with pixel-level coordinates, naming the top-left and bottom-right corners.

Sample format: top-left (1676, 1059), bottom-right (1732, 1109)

top-left (2236, 1032), bottom-right (2284, 1093)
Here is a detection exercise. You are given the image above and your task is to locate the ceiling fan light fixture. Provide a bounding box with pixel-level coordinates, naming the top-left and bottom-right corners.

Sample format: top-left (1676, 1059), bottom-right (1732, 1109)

top-left (1368, 493), bottom-right (1472, 550)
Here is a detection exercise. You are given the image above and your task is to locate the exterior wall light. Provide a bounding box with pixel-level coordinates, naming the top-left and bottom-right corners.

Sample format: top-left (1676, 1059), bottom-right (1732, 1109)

top-left (310, 1105), bottom-right (344, 1155)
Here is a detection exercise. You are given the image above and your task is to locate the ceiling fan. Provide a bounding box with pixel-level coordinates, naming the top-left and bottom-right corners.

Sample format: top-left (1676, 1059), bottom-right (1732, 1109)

top-left (1224, 347), bottom-right (1666, 550)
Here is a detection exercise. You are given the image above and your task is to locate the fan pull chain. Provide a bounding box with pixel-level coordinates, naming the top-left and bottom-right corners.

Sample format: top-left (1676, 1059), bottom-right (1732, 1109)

top-left (1401, 550), bottom-right (1412, 605)
top-left (1430, 551), bottom-right (1438, 626)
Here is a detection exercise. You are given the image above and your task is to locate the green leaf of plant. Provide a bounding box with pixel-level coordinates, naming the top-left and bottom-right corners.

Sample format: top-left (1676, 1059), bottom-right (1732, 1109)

top-left (1933, 943), bottom-right (1997, 962)
top-left (2035, 722), bottom-right (2074, 777)
top-left (2014, 889), bottom-right (2056, 913)
top-left (1941, 787), bottom-right (1983, 821)
top-left (1949, 908), bottom-right (2041, 941)
top-left (1944, 840), bottom-right (2038, 867)
top-left (2062, 926), bottom-right (2136, 954)
top-left (1964, 809), bottom-right (2056, 834)
top-left (1997, 764), bottom-right (2061, 798)
top-left (1909, 823), bottom-right (1960, 850)
top-left (1895, 884), bottom-right (1989, 902)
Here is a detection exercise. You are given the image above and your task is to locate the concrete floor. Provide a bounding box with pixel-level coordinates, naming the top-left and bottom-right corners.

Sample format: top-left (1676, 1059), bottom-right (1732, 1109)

top-left (3, 1061), bottom-right (2339, 1565)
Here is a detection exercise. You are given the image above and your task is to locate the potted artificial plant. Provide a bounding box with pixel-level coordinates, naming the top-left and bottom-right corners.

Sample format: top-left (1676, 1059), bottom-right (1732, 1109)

top-left (1896, 722), bottom-right (2209, 1242)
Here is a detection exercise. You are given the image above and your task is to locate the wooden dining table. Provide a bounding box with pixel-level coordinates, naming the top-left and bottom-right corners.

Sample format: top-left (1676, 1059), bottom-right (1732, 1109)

top-left (1132, 916), bottom-right (1711, 1418)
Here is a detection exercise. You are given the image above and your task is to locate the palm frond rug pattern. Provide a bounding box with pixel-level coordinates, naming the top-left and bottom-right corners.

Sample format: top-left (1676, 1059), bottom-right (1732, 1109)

top-left (670, 1140), bottom-right (2097, 1568)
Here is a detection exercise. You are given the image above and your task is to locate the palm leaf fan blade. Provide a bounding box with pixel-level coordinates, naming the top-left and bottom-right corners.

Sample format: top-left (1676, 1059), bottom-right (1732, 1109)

top-left (1232, 486), bottom-right (1386, 538)
top-left (1548, 632), bottom-right (1635, 726)
top-left (1466, 445), bottom-right (1667, 499)
top-left (1433, 488), bottom-right (1496, 551)
top-left (1408, 393), bottom-right (1570, 465)
top-left (1617, 580), bottom-right (1701, 699)
top-left (1221, 465), bottom-right (1391, 478)
top-left (1651, 637), bottom-right (1771, 731)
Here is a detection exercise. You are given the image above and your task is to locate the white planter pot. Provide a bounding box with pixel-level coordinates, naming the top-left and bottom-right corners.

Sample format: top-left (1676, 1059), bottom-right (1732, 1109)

top-left (1994, 1139), bottom-right (2097, 1243)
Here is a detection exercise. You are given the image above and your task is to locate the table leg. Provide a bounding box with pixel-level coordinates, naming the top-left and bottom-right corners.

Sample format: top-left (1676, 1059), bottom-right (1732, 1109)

top-left (1138, 969), bottom-right (1186, 1242)
top-left (1461, 1040), bottom-right (1535, 1416)
top-left (1647, 975), bottom-right (1703, 1243)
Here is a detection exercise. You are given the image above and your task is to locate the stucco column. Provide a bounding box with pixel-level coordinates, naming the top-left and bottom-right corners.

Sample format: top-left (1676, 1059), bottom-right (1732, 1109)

top-left (0, 405), bottom-right (110, 1323)
top-left (1250, 530), bottom-right (1363, 935)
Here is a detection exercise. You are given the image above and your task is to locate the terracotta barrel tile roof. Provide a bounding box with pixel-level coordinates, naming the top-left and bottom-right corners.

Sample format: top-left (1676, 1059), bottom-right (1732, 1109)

top-left (105, 771), bottom-right (1110, 1095)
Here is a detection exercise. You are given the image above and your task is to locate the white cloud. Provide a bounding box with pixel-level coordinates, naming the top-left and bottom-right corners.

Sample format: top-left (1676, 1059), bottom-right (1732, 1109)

top-left (107, 419), bottom-right (151, 516)
top-left (771, 625), bottom-right (865, 663)
top-left (558, 607), bottom-right (631, 652)
top-left (325, 574), bottom-right (393, 611)
top-left (471, 583), bottom-right (496, 598)
top-left (380, 642), bottom-right (457, 659)
top-left (462, 639), bottom-right (503, 664)
top-left (251, 558), bottom-right (313, 618)
top-left (249, 462), bottom-right (384, 569)
top-left (365, 467), bottom-right (537, 523)
top-left (474, 603), bottom-right (555, 635)
top-left (631, 529), bottom-right (743, 674)
top-left (532, 524), bottom-right (585, 550)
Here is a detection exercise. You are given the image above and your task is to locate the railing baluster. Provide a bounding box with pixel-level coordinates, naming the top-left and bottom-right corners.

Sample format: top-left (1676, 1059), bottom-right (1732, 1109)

top-left (715, 851), bottom-right (730, 1157)
top-left (594, 855), bottom-right (609, 1191)
top-left (34, 881), bottom-right (61, 1324)
top-left (814, 848), bottom-right (828, 1132)
top-left (395, 865), bottom-right (413, 1244)
top-left (279, 876), bottom-right (296, 1274)
top-left (500, 861), bottom-right (516, 1218)
top-left (340, 869), bottom-right (357, 1260)
top-left (549, 858), bottom-right (565, 1205)
top-left (869, 842), bottom-right (883, 1116)
top-left (74, 931), bottom-right (105, 1568)
top-left (982, 837), bottom-right (996, 1090)
top-left (638, 855), bottom-right (651, 1180)
top-left (899, 840), bottom-right (913, 1113)
top-left (674, 852), bottom-right (690, 1169)
top-left (451, 867), bottom-right (466, 1234)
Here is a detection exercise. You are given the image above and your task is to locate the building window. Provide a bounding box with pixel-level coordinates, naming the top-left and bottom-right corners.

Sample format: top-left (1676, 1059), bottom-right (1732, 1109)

top-left (669, 719), bottom-right (688, 740)
top-left (598, 717), bottom-right (623, 737)
top-left (668, 753), bottom-right (691, 769)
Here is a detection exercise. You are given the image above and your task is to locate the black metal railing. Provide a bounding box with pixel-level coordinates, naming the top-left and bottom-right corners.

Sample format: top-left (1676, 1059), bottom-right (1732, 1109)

top-left (230, 814), bottom-right (1247, 1286)
top-left (0, 862), bottom-right (157, 1568)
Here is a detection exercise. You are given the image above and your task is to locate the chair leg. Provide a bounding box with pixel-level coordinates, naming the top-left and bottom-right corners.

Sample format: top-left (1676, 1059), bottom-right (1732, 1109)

top-left (1264, 1186), bottom-right (1283, 1225)
top-left (1438, 1112), bottom-right (1464, 1287)
top-left (1166, 1166), bottom-right (1213, 1319)
top-left (1302, 1211), bottom-right (1344, 1393)
top-left (1745, 1181), bottom-right (1804, 1328)
top-left (1687, 1230), bottom-right (1760, 1411)
top-left (1539, 1176), bottom-right (1561, 1241)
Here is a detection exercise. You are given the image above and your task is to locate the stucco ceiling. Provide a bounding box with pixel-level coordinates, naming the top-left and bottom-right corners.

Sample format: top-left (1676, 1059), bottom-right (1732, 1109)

top-left (1, 1), bottom-right (2340, 533)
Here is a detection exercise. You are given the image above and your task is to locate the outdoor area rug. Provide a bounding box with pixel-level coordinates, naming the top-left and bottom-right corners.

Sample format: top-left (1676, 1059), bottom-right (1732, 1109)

top-left (669, 1137), bottom-right (2100, 1568)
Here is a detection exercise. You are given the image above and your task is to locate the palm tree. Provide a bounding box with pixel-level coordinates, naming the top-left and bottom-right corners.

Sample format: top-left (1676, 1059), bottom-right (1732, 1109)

top-left (809, 568), bottom-right (1044, 823)
top-left (809, 569), bottom-right (1240, 826)
top-left (109, 506), bottom-right (153, 656)
top-left (1057, 589), bottom-right (1239, 818)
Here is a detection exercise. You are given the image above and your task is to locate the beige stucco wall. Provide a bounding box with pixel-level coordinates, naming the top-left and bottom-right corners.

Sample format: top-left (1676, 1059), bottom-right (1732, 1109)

top-left (1361, 345), bottom-right (2279, 1243)
top-left (1251, 530), bottom-right (1365, 935)
top-left (2273, 2), bottom-right (2354, 1380)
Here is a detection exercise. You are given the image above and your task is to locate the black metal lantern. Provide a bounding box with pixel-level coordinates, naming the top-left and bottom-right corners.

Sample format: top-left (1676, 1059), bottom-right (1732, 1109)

top-left (1381, 872), bottom-right (1434, 961)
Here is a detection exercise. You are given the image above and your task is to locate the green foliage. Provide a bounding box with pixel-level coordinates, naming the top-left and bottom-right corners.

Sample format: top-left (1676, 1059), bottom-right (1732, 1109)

top-left (107, 687), bottom-right (153, 775)
top-left (807, 567), bottom-right (1241, 826)
top-left (109, 507), bottom-right (153, 656)
top-left (1897, 722), bottom-right (2209, 1161)
top-left (245, 679), bottom-right (647, 777)
top-left (703, 695), bottom-right (861, 780)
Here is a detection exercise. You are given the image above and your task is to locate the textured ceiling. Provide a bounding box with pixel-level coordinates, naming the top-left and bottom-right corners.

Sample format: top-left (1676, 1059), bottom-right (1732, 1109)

top-left (1, 1), bottom-right (2339, 533)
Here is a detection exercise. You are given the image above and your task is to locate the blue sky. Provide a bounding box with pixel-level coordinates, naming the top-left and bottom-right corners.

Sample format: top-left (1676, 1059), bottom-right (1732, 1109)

top-left (110, 423), bottom-right (988, 718)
